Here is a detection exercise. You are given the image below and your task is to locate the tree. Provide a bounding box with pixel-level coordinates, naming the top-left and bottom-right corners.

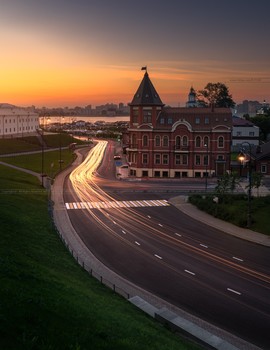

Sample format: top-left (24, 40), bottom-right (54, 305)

top-left (198, 82), bottom-right (236, 108)
top-left (250, 114), bottom-right (270, 141)
top-left (215, 172), bottom-right (240, 201)
top-left (251, 172), bottom-right (263, 197)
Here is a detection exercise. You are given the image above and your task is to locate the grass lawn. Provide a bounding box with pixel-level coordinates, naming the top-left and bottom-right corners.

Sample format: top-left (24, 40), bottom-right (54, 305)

top-left (1, 149), bottom-right (75, 178)
top-left (0, 134), bottom-right (86, 155)
top-left (0, 164), bottom-right (200, 350)
top-left (189, 194), bottom-right (270, 235)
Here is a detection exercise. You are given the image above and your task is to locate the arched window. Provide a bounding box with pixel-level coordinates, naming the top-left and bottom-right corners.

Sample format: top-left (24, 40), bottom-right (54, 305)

top-left (175, 136), bottom-right (181, 149)
top-left (163, 135), bottom-right (169, 147)
top-left (218, 136), bottom-right (224, 148)
top-left (131, 134), bottom-right (136, 147)
top-left (182, 135), bottom-right (188, 147)
top-left (155, 135), bottom-right (161, 147)
top-left (195, 136), bottom-right (201, 148)
top-left (142, 135), bottom-right (148, 147)
top-left (204, 136), bottom-right (209, 147)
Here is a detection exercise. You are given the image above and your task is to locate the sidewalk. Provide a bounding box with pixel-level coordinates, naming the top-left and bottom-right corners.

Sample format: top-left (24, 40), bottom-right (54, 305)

top-left (169, 195), bottom-right (270, 247)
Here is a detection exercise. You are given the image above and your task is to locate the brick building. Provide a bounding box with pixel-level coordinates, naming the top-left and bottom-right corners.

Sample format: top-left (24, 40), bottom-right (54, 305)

top-left (127, 71), bottom-right (232, 178)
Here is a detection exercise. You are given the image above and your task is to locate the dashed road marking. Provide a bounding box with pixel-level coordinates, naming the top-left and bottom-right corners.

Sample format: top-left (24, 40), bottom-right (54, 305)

top-left (233, 256), bottom-right (244, 262)
top-left (185, 269), bottom-right (195, 276)
top-left (200, 244), bottom-right (208, 248)
top-left (227, 288), bottom-right (241, 295)
top-left (154, 254), bottom-right (163, 260)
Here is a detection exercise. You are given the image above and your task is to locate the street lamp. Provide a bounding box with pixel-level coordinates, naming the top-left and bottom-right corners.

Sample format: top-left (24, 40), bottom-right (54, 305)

top-left (204, 141), bottom-right (209, 192)
top-left (238, 142), bottom-right (252, 228)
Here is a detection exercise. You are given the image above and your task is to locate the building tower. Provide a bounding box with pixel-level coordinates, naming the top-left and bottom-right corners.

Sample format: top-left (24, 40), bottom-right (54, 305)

top-left (186, 86), bottom-right (197, 107)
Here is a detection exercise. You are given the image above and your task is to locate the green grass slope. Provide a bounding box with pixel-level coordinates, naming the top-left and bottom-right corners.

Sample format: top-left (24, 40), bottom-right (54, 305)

top-left (0, 165), bottom-right (199, 350)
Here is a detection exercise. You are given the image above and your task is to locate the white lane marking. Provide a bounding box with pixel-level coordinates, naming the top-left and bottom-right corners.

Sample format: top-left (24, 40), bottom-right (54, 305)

top-left (147, 215), bottom-right (151, 218)
top-left (121, 230), bottom-right (126, 234)
top-left (135, 241), bottom-right (141, 246)
top-left (158, 223), bottom-right (163, 227)
top-left (73, 202), bottom-right (78, 209)
top-left (175, 233), bottom-right (182, 237)
top-left (227, 288), bottom-right (241, 295)
top-left (112, 221), bottom-right (117, 225)
top-left (65, 203), bottom-right (70, 209)
top-left (184, 269), bottom-right (195, 276)
top-left (143, 200), bottom-right (152, 207)
top-left (233, 256), bottom-right (244, 262)
top-left (154, 254), bottom-right (163, 260)
top-left (200, 244), bottom-right (208, 248)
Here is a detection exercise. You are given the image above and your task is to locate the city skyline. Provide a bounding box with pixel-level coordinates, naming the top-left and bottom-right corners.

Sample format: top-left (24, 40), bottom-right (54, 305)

top-left (0, 0), bottom-right (270, 107)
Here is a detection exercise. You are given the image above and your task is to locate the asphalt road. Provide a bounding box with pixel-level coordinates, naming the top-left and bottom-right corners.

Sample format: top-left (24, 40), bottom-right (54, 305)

top-left (63, 141), bottom-right (270, 349)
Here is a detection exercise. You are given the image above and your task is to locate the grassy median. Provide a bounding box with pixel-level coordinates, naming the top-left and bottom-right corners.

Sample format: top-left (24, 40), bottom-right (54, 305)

top-left (0, 164), bottom-right (200, 349)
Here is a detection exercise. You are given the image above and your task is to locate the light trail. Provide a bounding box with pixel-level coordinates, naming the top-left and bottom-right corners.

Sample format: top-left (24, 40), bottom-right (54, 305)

top-left (68, 141), bottom-right (270, 288)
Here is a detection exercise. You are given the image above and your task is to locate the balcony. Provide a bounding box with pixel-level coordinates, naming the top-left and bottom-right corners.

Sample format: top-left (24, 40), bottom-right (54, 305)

top-left (174, 145), bottom-right (189, 152)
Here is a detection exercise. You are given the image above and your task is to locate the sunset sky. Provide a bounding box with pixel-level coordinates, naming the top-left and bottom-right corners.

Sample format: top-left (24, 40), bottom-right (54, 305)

top-left (0, 0), bottom-right (269, 107)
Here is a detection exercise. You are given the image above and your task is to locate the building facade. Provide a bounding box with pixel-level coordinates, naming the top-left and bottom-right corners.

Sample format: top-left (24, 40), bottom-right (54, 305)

top-left (0, 103), bottom-right (39, 138)
top-left (127, 71), bottom-right (232, 178)
top-left (232, 116), bottom-right (260, 151)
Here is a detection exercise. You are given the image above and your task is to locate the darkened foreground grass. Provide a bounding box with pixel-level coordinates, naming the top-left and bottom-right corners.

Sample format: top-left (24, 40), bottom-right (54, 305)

top-left (0, 165), bottom-right (200, 350)
top-left (189, 194), bottom-right (270, 235)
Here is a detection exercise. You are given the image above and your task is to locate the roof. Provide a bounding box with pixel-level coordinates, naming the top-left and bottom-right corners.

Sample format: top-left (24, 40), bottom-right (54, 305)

top-left (129, 72), bottom-right (164, 106)
top-left (232, 116), bottom-right (256, 127)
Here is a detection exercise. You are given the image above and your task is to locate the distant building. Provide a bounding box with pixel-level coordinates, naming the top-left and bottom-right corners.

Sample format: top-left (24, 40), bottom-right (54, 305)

top-left (186, 86), bottom-right (199, 107)
top-left (0, 103), bottom-right (39, 138)
top-left (232, 116), bottom-right (259, 151)
top-left (127, 71), bottom-right (232, 178)
top-left (254, 141), bottom-right (270, 175)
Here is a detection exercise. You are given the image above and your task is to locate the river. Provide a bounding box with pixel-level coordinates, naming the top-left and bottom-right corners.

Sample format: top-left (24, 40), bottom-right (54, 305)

top-left (41, 115), bottom-right (129, 124)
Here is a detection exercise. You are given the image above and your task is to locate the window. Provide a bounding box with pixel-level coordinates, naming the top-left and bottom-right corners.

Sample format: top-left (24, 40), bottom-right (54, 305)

top-left (182, 136), bottom-right (188, 147)
top-left (236, 131), bottom-right (242, 136)
top-left (154, 154), bottom-right (161, 164)
top-left (132, 108), bottom-right (138, 123)
top-left (160, 118), bottom-right (165, 124)
top-left (154, 171), bottom-right (160, 177)
top-left (168, 118), bottom-right (173, 124)
top-left (204, 136), bottom-right (209, 147)
top-left (142, 153), bottom-right (148, 164)
top-left (218, 136), bottom-right (224, 148)
top-left (175, 136), bottom-right (181, 149)
top-left (195, 155), bottom-right (201, 165)
top-left (195, 117), bottom-right (200, 124)
top-left (162, 154), bottom-right (169, 165)
top-left (163, 136), bottom-right (169, 147)
top-left (182, 154), bottom-right (188, 165)
top-left (143, 109), bottom-right (152, 123)
top-left (162, 171), bottom-right (168, 178)
top-left (195, 136), bottom-right (201, 147)
top-left (142, 135), bottom-right (148, 147)
top-left (155, 135), bottom-right (161, 147)
top-left (203, 155), bottom-right (208, 166)
top-left (175, 154), bottom-right (180, 165)
top-left (142, 170), bottom-right (148, 177)
top-left (205, 117), bottom-right (209, 124)
top-left (249, 132), bottom-right (255, 136)
top-left (261, 164), bottom-right (267, 173)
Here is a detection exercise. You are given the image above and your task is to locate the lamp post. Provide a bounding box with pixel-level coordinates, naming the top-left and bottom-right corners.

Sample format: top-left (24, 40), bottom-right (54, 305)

top-left (204, 142), bottom-right (209, 192)
top-left (238, 142), bottom-right (252, 228)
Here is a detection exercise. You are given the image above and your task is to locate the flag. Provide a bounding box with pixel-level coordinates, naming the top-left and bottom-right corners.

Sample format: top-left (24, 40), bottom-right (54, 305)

top-left (141, 66), bottom-right (147, 71)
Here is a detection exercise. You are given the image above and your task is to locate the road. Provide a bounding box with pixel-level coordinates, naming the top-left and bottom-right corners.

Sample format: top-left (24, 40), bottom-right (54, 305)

top-left (63, 140), bottom-right (270, 349)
